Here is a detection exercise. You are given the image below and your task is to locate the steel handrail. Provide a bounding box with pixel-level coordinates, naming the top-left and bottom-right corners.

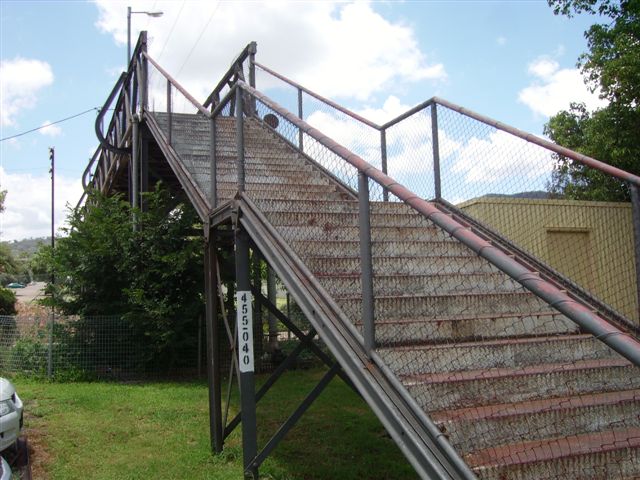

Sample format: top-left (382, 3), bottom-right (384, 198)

top-left (143, 52), bottom-right (211, 117)
top-left (255, 63), bottom-right (640, 188)
top-left (254, 62), bottom-right (380, 130)
top-left (238, 79), bottom-right (640, 368)
top-left (203, 42), bottom-right (256, 109)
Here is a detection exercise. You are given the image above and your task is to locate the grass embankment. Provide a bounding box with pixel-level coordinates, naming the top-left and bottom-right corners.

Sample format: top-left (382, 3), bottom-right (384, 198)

top-left (19, 369), bottom-right (417, 479)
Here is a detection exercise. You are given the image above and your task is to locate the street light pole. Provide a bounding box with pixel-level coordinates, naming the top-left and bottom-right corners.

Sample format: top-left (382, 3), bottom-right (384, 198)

top-left (127, 6), bottom-right (163, 67)
top-left (127, 6), bottom-right (132, 67)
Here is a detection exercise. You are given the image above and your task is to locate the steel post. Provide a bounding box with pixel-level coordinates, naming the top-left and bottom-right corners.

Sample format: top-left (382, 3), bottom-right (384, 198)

top-left (248, 42), bottom-right (257, 89)
top-left (131, 116), bottom-right (139, 211)
top-left (204, 232), bottom-right (223, 453)
top-left (297, 88), bottom-right (303, 151)
top-left (380, 128), bottom-right (388, 202)
top-left (630, 183), bottom-right (640, 324)
top-left (236, 88), bottom-right (246, 192)
top-left (358, 172), bottom-right (375, 356)
top-left (140, 133), bottom-right (149, 211)
top-left (210, 116), bottom-right (217, 208)
top-left (235, 229), bottom-right (258, 479)
top-left (140, 32), bottom-right (148, 112)
top-left (431, 104), bottom-right (441, 200)
top-left (166, 80), bottom-right (172, 145)
top-left (248, 42), bottom-right (257, 116)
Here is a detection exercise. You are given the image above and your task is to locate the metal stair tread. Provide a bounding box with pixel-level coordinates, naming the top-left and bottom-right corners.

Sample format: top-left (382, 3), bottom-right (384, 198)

top-left (465, 426), bottom-right (640, 469)
top-left (368, 309), bottom-right (568, 325)
top-left (400, 358), bottom-right (631, 385)
top-left (380, 333), bottom-right (598, 353)
top-left (431, 388), bottom-right (640, 423)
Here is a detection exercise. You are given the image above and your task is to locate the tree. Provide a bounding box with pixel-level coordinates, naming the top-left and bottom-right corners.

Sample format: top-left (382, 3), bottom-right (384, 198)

top-left (37, 185), bottom-right (204, 368)
top-left (545, 0), bottom-right (640, 200)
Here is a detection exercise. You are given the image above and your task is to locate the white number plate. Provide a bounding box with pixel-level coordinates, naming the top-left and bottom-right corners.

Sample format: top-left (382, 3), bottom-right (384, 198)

top-left (236, 291), bottom-right (254, 373)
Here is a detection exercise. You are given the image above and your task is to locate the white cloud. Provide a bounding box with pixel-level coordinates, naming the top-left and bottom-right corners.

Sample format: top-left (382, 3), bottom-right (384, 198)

top-left (497, 36), bottom-right (507, 46)
top-left (95, 1), bottom-right (445, 103)
top-left (451, 130), bottom-right (554, 184)
top-left (0, 167), bottom-right (82, 241)
top-left (518, 55), bottom-right (607, 117)
top-left (0, 58), bottom-right (54, 127)
top-left (39, 121), bottom-right (62, 137)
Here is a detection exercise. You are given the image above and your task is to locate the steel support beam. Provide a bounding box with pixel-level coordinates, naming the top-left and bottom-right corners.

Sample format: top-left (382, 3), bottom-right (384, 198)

top-left (210, 117), bottom-right (217, 208)
top-left (204, 229), bottom-right (223, 453)
top-left (236, 88), bottom-right (245, 192)
top-left (249, 365), bottom-right (340, 471)
top-left (235, 228), bottom-right (258, 479)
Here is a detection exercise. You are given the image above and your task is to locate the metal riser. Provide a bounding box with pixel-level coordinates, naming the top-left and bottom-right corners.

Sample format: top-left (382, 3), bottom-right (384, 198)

top-left (277, 225), bottom-right (452, 242)
top-left (265, 211), bottom-right (436, 228)
top-left (317, 272), bottom-right (523, 297)
top-left (377, 336), bottom-right (614, 375)
top-left (358, 313), bottom-right (579, 344)
top-left (405, 364), bottom-right (638, 412)
top-left (305, 255), bottom-right (501, 276)
top-left (289, 240), bottom-right (469, 258)
top-left (445, 400), bottom-right (640, 454)
top-left (217, 190), bottom-right (348, 203)
top-left (337, 292), bottom-right (552, 320)
top-left (255, 199), bottom-right (416, 215)
top-left (476, 447), bottom-right (640, 480)
top-left (215, 174), bottom-right (330, 185)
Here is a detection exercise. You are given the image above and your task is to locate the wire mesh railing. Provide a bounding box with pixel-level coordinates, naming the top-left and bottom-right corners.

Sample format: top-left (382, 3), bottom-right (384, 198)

top-left (236, 73), bottom-right (640, 479)
top-left (255, 62), bottom-right (640, 328)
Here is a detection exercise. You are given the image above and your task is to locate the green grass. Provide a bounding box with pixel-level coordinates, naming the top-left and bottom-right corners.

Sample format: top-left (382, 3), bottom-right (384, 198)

top-left (18, 369), bottom-right (417, 479)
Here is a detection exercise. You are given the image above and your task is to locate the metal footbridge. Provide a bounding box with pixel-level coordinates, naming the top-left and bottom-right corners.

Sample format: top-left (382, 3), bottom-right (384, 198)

top-left (86, 33), bottom-right (640, 479)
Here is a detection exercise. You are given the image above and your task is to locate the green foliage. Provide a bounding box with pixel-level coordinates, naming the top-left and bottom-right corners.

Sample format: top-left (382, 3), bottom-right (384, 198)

top-left (544, 102), bottom-right (640, 200)
top-left (10, 337), bottom-right (48, 374)
top-left (546, 0), bottom-right (640, 200)
top-left (0, 287), bottom-right (17, 315)
top-left (0, 189), bottom-right (5, 213)
top-left (36, 185), bottom-right (203, 369)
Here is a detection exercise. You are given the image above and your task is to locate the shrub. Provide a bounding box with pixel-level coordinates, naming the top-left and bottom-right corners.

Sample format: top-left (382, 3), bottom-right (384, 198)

top-left (0, 288), bottom-right (17, 315)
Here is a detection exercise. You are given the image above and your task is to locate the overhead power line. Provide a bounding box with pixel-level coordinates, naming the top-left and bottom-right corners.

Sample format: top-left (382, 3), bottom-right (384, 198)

top-left (0, 107), bottom-right (99, 143)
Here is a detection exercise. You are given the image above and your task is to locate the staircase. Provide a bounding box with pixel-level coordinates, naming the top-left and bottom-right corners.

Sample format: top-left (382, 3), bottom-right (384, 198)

top-left (147, 109), bottom-right (640, 479)
top-left (89, 36), bottom-right (640, 478)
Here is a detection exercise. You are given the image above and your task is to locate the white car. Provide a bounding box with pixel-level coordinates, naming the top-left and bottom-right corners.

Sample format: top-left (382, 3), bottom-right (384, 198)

top-left (0, 456), bottom-right (10, 480)
top-left (0, 378), bottom-right (23, 452)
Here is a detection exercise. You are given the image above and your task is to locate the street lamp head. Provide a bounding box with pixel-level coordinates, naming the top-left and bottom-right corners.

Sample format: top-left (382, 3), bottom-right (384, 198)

top-left (130, 10), bottom-right (164, 17)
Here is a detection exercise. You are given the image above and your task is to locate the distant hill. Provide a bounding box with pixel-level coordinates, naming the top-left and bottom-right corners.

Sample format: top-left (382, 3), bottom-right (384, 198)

top-left (483, 191), bottom-right (552, 200)
top-left (2, 237), bottom-right (50, 258)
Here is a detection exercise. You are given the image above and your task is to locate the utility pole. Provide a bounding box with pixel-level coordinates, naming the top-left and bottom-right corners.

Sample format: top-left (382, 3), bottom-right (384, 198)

top-left (49, 147), bottom-right (55, 279)
top-left (48, 147), bottom-right (55, 379)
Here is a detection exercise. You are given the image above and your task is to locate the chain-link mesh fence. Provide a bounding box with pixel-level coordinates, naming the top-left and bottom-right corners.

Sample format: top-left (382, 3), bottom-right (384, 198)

top-left (0, 315), bottom-right (203, 380)
top-left (228, 76), bottom-right (640, 478)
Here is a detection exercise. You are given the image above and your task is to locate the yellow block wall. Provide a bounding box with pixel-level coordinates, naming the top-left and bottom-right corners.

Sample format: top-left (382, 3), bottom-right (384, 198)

top-left (458, 197), bottom-right (638, 323)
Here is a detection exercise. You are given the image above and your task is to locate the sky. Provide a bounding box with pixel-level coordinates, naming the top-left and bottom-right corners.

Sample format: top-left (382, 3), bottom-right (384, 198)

top-left (0, 0), bottom-right (605, 241)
